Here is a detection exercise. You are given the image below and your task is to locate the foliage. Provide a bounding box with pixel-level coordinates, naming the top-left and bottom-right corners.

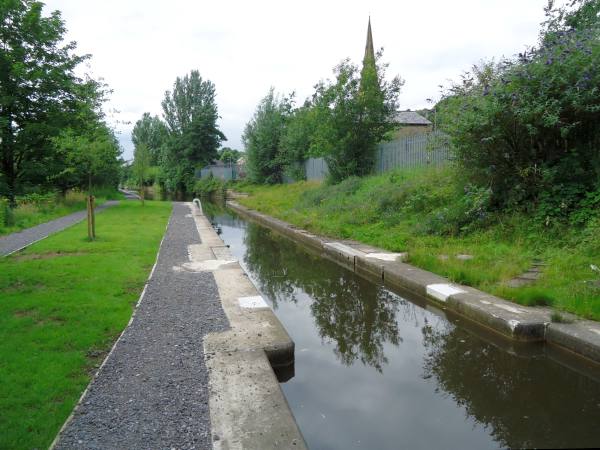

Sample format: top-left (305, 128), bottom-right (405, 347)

top-left (236, 166), bottom-right (600, 319)
top-left (160, 70), bottom-right (225, 193)
top-left (279, 104), bottom-right (321, 181)
top-left (0, 201), bottom-right (171, 449)
top-left (133, 143), bottom-right (151, 204)
top-left (193, 175), bottom-right (226, 196)
top-left (0, 0), bottom-right (119, 204)
top-left (438, 0), bottom-right (600, 224)
top-left (312, 52), bottom-right (403, 183)
top-left (131, 113), bottom-right (169, 165)
top-left (52, 127), bottom-right (121, 193)
top-left (242, 88), bottom-right (293, 184)
top-left (217, 147), bottom-right (242, 164)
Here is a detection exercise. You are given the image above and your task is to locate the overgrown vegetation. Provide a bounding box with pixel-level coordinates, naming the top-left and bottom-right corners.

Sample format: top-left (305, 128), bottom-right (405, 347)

top-left (237, 165), bottom-right (600, 320)
top-left (0, 201), bottom-right (172, 449)
top-left (438, 0), bottom-right (600, 227)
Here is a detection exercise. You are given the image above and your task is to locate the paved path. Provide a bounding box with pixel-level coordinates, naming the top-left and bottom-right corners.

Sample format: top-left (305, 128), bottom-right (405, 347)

top-left (0, 200), bottom-right (119, 257)
top-left (119, 188), bottom-right (141, 200)
top-left (53, 203), bottom-right (229, 450)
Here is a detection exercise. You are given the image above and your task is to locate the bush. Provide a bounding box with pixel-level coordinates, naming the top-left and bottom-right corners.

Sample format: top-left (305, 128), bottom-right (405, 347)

top-left (0, 198), bottom-right (12, 228)
top-left (438, 0), bottom-right (600, 222)
top-left (194, 176), bottom-right (226, 196)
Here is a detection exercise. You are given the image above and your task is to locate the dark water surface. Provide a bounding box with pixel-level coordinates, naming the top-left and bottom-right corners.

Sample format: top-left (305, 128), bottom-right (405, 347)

top-left (205, 204), bottom-right (600, 450)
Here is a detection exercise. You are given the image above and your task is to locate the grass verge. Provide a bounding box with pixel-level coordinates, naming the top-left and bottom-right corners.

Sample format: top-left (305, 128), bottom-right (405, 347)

top-left (0, 200), bottom-right (172, 449)
top-left (0, 188), bottom-right (124, 237)
top-left (236, 167), bottom-right (600, 320)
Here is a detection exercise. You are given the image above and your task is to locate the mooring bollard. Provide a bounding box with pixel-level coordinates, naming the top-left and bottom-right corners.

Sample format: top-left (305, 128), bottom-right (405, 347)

top-left (193, 198), bottom-right (202, 214)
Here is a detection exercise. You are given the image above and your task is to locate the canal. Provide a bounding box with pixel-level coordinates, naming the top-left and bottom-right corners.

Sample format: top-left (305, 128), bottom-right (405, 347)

top-left (204, 203), bottom-right (600, 450)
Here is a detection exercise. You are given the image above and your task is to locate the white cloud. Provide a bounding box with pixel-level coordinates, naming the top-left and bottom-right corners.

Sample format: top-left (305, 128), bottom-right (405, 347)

top-left (44, 0), bottom-right (564, 159)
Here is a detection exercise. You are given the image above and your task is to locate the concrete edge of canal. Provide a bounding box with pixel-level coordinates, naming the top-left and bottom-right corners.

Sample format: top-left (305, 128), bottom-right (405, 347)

top-left (190, 202), bottom-right (308, 450)
top-left (226, 200), bottom-right (600, 367)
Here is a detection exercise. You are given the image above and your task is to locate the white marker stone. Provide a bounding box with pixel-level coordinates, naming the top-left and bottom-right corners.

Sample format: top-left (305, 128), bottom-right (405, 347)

top-left (365, 252), bottom-right (405, 262)
top-left (426, 283), bottom-right (466, 302)
top-left (238, 296), bottom-right (269, 309)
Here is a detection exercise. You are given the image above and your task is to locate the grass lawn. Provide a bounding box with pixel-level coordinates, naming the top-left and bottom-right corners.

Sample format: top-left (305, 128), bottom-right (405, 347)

top-left (0, 189), bottom-right (124, 237)
top-left (236, 167), bottom-right (600, 320)
top-left (0, 200), bottom-right (172, 449)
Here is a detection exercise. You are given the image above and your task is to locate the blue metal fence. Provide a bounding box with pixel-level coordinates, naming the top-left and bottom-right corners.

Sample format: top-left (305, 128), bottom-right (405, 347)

top-left (199, 165), bottom-right (240, 181)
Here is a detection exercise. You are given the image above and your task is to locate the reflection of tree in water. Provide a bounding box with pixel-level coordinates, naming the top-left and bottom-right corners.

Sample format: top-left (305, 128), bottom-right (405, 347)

top-left (421, 320), bottom-right (600, 449)
top-left (243, 224), bottom-right (402, 372)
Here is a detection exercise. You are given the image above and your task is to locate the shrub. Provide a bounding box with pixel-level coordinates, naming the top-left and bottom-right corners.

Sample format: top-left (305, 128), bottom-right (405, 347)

top-left (438, 0), bottom-right (600, 221)
top-left (194, 176), bottom-right (226, 196)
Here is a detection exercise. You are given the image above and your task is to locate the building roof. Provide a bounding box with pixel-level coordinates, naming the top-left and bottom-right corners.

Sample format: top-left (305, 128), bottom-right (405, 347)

top-left (394, 110), bottom-right (432, 126)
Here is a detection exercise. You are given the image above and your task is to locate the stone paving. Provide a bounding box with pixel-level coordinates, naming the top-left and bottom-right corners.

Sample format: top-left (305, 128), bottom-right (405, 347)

top-left (0, 200), bottom-right (119, 256)
top-left (52, 203), bottom-right (229, 450)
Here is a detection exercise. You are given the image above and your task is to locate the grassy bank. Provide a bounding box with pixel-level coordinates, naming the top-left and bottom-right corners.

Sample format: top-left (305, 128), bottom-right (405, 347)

top-left (237, 167), bottom-right (600, 320)
top-left (0, 200), bottom-right (172, 449)
top-left (0, 188), bottom-right (123, 237)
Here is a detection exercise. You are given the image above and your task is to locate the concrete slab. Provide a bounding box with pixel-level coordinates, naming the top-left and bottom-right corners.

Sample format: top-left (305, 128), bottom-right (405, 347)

top-left (190, 202), bottom-right (307, 449)
top-left (447, 288), bottom-right (549, 341)
top-left (547, 320), bottom-right (600, 364)
top-left (426, 283), bottom-right (466, 302)
top-left (323, 242), bottom-right (364, 270)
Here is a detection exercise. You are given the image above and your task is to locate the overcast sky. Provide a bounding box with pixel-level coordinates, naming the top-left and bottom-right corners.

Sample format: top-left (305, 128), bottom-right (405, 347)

top-left (44, 0), bottom-right (564, 161)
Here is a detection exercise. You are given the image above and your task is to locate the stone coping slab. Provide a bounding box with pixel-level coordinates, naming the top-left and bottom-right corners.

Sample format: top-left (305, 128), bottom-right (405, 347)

top-left (227, 200), bottom-right (600, 366)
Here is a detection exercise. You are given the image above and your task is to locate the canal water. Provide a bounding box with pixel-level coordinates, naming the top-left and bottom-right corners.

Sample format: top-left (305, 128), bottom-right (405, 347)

top-left (204, 203), bottom-right (600, 450)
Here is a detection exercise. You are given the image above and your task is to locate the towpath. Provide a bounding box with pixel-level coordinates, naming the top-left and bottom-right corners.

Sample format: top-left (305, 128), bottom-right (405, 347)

top-left (0, 200), bottom-right (119, 256)
top-left (52, 202), bottom-right (229, 450)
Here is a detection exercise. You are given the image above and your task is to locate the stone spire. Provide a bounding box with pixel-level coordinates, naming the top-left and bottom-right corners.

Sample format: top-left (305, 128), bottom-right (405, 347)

top-left (363, 17), bottom-right (375, 65)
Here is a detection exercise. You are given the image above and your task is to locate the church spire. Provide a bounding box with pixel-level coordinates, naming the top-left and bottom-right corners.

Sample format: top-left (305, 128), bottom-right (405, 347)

top-left (363, 16), bottom-right (375, 64)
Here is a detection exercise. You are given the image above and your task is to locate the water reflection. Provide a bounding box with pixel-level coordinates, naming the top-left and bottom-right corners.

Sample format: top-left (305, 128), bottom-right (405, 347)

top-left (207, 204), bottom-right (600, 450)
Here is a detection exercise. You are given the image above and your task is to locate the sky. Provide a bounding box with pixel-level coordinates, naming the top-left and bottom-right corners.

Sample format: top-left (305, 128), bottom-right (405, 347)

top-left (43, 0), bottom-right (565, 161)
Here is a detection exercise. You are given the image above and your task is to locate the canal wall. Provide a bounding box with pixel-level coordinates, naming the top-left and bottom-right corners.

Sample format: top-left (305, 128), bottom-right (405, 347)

top-left (227, 200), bottom-right (600, 366)
top-left (189, 202), bottom-right (307, 450)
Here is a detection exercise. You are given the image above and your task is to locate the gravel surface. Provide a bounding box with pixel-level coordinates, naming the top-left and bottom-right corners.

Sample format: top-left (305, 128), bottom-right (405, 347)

top-left (0, 200), bottom-right (119, 256)
top-left (53, 202), bottom-right (229, 450)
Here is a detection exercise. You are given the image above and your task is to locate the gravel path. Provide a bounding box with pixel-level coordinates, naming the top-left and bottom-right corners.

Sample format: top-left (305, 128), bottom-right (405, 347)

top-left (53, 202), bottom-right (229, 450)
top-left (0, 200), bottom-right (119, 256)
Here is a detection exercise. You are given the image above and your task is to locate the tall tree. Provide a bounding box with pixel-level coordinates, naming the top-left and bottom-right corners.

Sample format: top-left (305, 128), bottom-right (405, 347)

top-left (160, 70), bottom-right (225, 192)
top-left (0, 0), bottom-right (98, 204)
top-left (131, 113), bottom-right (168, 165)
top-left (242, 88), bottom-right (293, 184)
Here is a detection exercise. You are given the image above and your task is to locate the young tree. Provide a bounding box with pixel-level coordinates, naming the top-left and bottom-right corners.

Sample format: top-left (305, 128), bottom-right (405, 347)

top-left (242, 88), bottom-right (293, 184)
top-left (160, 70), bottom-right (225, 193)
top-left (0, 0), bottom-right (98, 205)
top-left (133, 143), bottom-right (150, 205)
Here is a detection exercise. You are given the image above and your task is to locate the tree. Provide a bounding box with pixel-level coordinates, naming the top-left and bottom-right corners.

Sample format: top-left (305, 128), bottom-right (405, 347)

top-left (218, 147), bottom-right (241, 165)
top-left (280, 103), bottom-right (320, 181)
top-left (133, 143), bottom-right (150, 205)
top-left (242, 88), bottom-right (293, 184)
top-left (160, 70), bottom-right (225, 193)
top-left (131, 113), bottom-right (168, 165)
top-left (0, 0), bottom-right (99, 205)
top-left (313, 52), bottom-right (403, 183)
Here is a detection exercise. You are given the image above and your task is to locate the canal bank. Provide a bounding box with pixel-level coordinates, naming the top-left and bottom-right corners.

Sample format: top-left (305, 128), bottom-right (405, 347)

top-left (207, 202), bottom-right (600, 449)
top-left (226, 201), bottom-right (600, 366)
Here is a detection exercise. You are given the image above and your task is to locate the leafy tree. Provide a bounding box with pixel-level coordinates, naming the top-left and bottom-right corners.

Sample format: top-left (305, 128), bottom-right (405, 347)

top-left (438, 0), bottom-right (600, 223)
top-left (133, 143), bottom-right (150, 205)
top-left (279, 103), bottom-right (321, 180)
top-left (242, 88), bottom-right (293, 184)
top-left (131, 113), bottom-right (168, 165)
top-left (217, 147), bottom-right (241, 165)
top-left (160, 70), bottom-right (225, 193)
top-left (312, 51), bottom-right (403, 183)
top-left (0, 0), bottom-right (106, 205)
